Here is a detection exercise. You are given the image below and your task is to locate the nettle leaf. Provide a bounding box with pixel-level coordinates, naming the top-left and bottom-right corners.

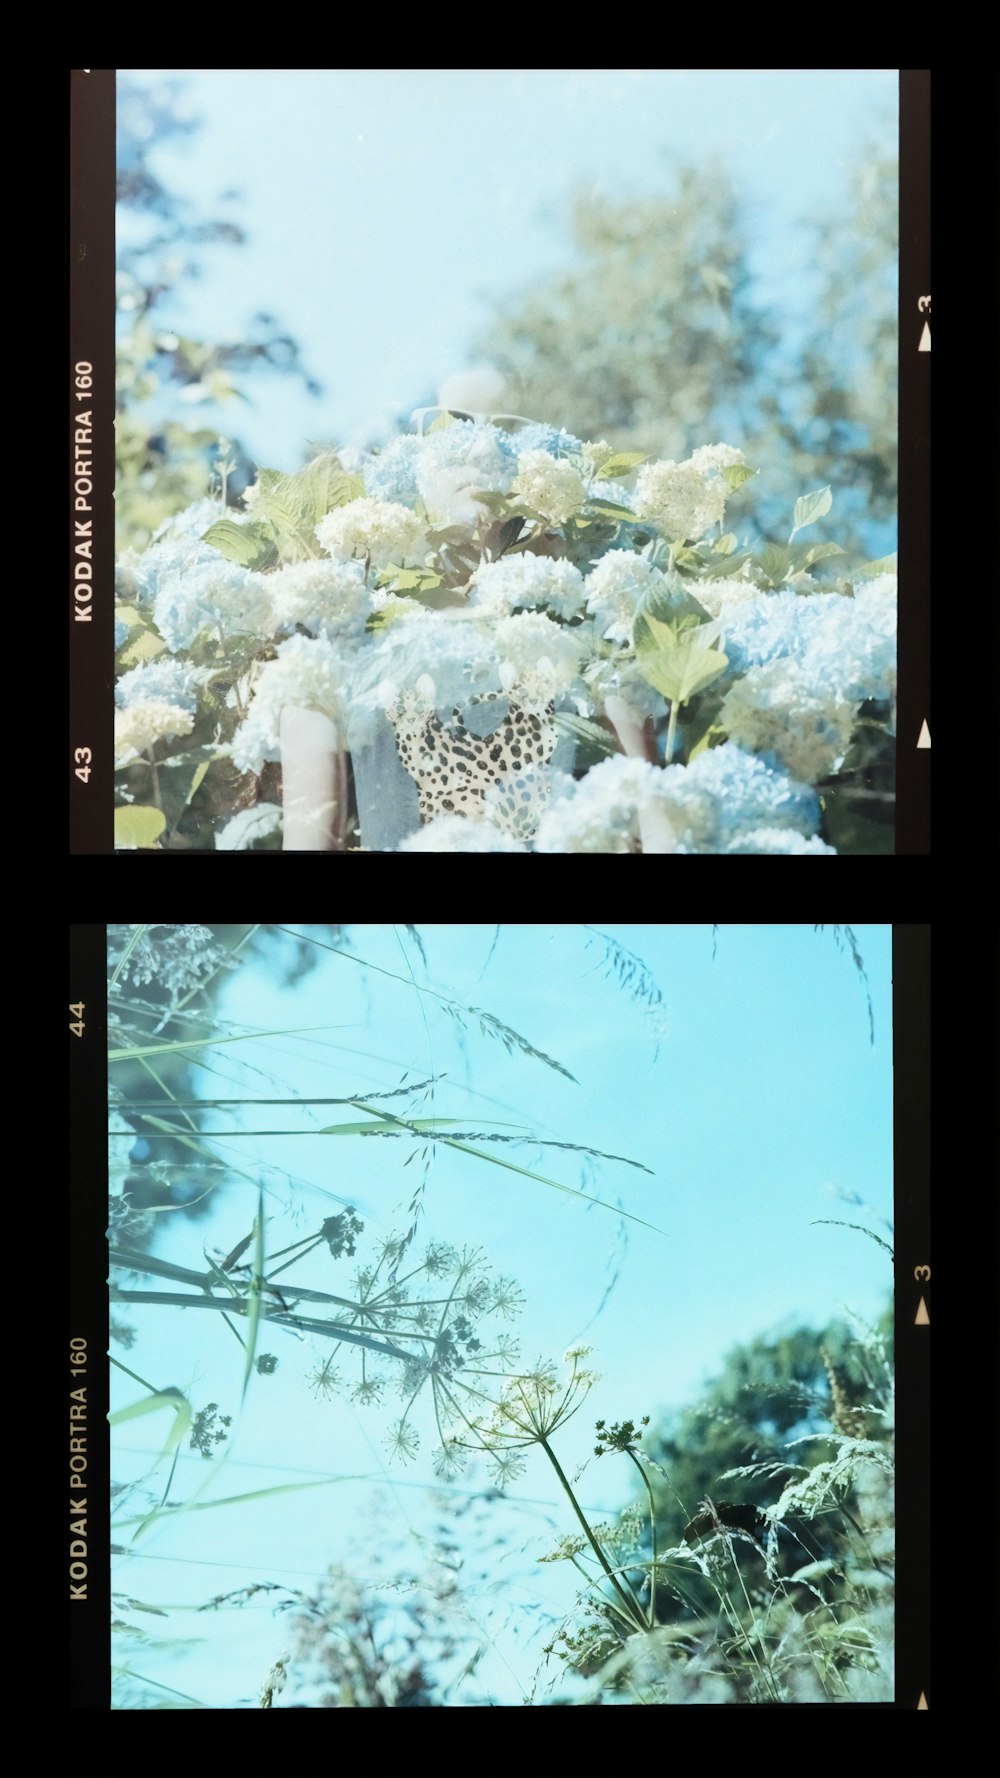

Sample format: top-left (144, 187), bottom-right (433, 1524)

top-left (790, 485), bottom-right (833, 538)
top-left (598, 451), bottom-right (648, 478)
top-left (115, 805), bottom-right (167, 850)
top-left (637, 633), bottom-right (729, 705)
top-left (115, 604), bottom-right (143, 630)
top-left (721, 463), bottom-right (755, 491)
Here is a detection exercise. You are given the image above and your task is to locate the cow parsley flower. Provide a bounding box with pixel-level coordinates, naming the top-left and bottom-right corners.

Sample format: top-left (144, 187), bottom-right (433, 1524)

top-left (315, 497), bottom-right (426, 569)
top-left (215, 803), bottom-right (283, 850)
top-left (719, 659), bottom-right (858, 783)
top-left (398, 815), bottom-right (528, 851)
top-left (512, 450), bottom-right (586, 526)
top-left (584, 552), bottom-right (667, 645)
top-left (469, 553), bottom-right (587, 621)
top-left (114, 699), bottom-right (195, 766)
top-left (269, 558), bottom-right (371, 644)
top-left (229, 635), bottom-right (351, 775)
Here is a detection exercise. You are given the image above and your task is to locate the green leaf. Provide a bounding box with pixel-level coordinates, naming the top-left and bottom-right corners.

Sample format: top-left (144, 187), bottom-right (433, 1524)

top-left (114, 604), bottom-right (143, 630)
top-left (598, 451), bottom-right (648, 477)
top-left (790, 485), bottom-right (833, 539)
top-left (721, 463), bottom-right (755, 491)
top-left (638, 638), bottom-right (729, 705)
top-left (857, 551), bottom-right (897, 577)
top-left (714, 533), bottom-right (738, 556)
top-left (553, 712), bottom-right (620, 760)
top-left (115, 806), bottom-right (167, 850)
top-left (636, 584), bottom-right (713, 641)
top-left (800, 541), bottom-right (846, 569)
top-left (241, 1186), bottom-right (266, 1404)
top-left (687, 722), bottom-right (726, 762)
top-left (201, 519), bottom-right (268, 568)
top-left (585, 498), bottom-right (638, 522)
top-left (756, 543), bottom-right (791, 586)
top-left (185, 761), bottom-right (211, 808)
top-left (119, 629), bottom-right (168, 667)
top-left (109, 1387), bottom-right (192, 1458)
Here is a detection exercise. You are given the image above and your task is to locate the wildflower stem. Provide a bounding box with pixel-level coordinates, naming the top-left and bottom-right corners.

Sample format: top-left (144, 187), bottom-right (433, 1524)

top-left (537, 1435), bottom-right (645, 1630)
top-left (625, 1448), bottom-right (658, 1628)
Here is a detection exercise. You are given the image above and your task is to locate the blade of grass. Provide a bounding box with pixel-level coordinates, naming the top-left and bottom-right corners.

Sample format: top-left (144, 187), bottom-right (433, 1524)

top-left (108, 1024), bottom-right (342, 1061)
top-left (241, 1186), bottom-right (266, 1403)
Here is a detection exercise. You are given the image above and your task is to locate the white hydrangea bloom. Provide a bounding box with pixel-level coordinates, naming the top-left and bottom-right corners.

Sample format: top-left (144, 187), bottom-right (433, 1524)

top-left (633, 458), bottom-right (726, 542)
top-left (215, 803), bottom-right (283, 850)
top-left (512, 450), bottom-right (586, 526)
top-left (415, 421), bottom-right (518, 507)
top-left (581, 439), bottom-right (613, 474)
top-left (398, 815), bottom-right (528, 852)
top-left (418, 464), bottom-right (486, 528)
top-left (584, 552), bottom-right (667, 645)
top-left (115, 699), bottom-right (195, 766)
top-left (315, 497), bottom-right (426, 569)
top-left (726, 826), bottom-right (836, 855)
top-left (689, 442), bottom-right (748, 477)
top-left (692, 575), bottom-right (762, 619)
top-left (468, 553), bottom-right (586, 620)
top-left (719, 659), bottom-right (858, 783)
top-left (534, 755), bottom-right (671, 853)
top-left (153, 562), bottom-right (274, 652)
top-left (494, 611), bottom-right (584, 702)
top-left (348, 609), bottom-right (498, 749)
top-left (229, 635), bottom-right (351, 775)
top-left (269, 558), bottom-right (371, 644)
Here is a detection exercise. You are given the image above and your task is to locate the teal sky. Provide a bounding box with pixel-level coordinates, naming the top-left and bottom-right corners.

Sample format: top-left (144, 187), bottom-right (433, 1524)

top-left (110, 923), bottom-right (892, 1706)
top-left (121, 69), bottom-right (898, 468)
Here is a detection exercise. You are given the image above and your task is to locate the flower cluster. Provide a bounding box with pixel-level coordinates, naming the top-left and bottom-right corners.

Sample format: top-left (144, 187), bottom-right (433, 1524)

top-left (114, 412), bottom-right (894, 854)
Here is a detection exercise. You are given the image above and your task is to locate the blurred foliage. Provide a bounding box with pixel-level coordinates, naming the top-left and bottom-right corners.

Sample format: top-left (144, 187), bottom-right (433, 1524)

top-left (116, 76), bottom-right (321, 551)
top-left (479, 152), bottom-right (897, 558)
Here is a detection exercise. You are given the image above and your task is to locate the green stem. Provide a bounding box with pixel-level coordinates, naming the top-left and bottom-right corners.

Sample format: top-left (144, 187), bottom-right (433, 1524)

top-left (626, 1448), bottom-right (658, 1628)
top-left (665, 700), bottom-right (679, 764)
top-left (538, 1436), bottom-right (645, 1630)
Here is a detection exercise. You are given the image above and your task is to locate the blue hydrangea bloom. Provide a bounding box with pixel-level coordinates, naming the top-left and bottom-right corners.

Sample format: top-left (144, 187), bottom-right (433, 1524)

top-left (362, 433), bottom-right (424, 507)
top-left (661, 742), bottom-right (820, 848)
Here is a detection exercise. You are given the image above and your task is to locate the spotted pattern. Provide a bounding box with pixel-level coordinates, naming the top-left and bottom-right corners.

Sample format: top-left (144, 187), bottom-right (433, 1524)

top-left (389, 692), bottom-right (557, 838)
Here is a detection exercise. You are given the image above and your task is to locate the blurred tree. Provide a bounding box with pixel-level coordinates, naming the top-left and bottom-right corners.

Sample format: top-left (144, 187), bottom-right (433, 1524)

top-left (478, 164), bottom-right (777, 468)
top-left (476, 152), bottom-right (897, 557)
top-left (116, 75), bottom-right (322, 550)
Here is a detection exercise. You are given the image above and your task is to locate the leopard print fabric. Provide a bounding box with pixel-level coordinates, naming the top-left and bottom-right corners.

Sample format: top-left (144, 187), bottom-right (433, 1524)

top-left (388, 693), bottom-right (557, 841)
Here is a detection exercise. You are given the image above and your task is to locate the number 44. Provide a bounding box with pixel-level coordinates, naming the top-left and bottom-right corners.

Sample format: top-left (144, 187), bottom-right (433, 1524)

top-left (70, 1003), bottom-right (85, 1038)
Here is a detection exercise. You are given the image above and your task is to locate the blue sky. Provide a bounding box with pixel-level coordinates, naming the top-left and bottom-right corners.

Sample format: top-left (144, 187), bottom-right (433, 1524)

top-left (120, 69), bottom-right (898, 469)
top-left (110, 923), bottom-right (892, 1706)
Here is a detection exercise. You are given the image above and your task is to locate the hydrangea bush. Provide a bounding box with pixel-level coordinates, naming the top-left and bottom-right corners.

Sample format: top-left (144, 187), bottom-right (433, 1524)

top-left (114, 419), bottom-right (896, 851)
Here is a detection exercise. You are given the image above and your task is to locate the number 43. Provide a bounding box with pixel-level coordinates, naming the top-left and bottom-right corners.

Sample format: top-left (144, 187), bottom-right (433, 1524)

top-left (70, 1003), bottom-right (85, 1038)
top-left (74, 746), bottom-right (91, 784)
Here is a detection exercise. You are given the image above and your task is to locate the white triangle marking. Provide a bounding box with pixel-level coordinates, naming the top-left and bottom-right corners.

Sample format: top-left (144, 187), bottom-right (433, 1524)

top-left (919, 322), bottom-right (931, 351)
top-left (915, 1296), bottom-right (929, 1325)
top-left (917, 720), bottom-right (931, 749)
top-left (918, 1692), bottom-right (928, 1709)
